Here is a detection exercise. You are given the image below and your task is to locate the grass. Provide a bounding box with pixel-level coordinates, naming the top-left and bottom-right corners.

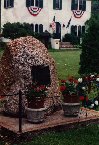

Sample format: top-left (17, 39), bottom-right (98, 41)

top-left (49, 50), bottom-right (81, 79)
top-left (1, 125), bottom-right (99, 145)
top-left (13, 125), bottom-right (99, 145)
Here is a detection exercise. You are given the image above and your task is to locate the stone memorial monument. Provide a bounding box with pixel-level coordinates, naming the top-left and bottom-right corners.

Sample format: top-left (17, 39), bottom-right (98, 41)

top-left (0, 36), bottom-right (61, 115)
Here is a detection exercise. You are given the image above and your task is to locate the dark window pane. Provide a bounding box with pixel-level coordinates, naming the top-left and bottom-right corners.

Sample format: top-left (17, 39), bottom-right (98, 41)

top-left (82, 0), bottom-right (86, 11)
top-left (53, 0), bottom-right (56, 9)
top-left (82, 26), bottom-right (85, 34)
top-left (26, 0), bottom-right (30, 7)
top-left (4, 0), bottom-right (7, 8)
top-left (39, 24), bottom-right (43, 33)
top-left (4, 0), bottom-right (14, 8)
top-left (12, 0), bottom-right (14, 7)
top-left (75, 0), bottom-right (78, 10)
top-left (56, 0), bottom-right (60, 9)
top-left (31, 65), bottom-right (51, 86)
top-left (71, 0), bottom-right (78, 10)
top-left (35, 0), bottom-right (39, 7)
top-left (74, 25), bottom-right (77, 36)
top-left (78, 25), bottom-right (81, 37)
top-left (71, 25), bottom-right (75, 34)
top-left (31, 0), bottom-right (34, 6)
top-left (31, 24), bottom-right (34, 32)
top-left (79, 0), bottom-right (83, 10)
top-left (39, 0), bottom-right (43, 8)
top-left (53, 0), bottom-right (62, 10)
top-left (35, 24), bottom-right (38, 33)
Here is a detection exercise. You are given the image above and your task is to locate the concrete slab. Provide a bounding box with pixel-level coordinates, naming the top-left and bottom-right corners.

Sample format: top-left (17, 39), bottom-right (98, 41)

top-left (0, 107), bottom-right (99, 134)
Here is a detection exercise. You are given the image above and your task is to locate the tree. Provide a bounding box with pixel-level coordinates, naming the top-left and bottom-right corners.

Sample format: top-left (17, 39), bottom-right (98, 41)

top-left (79, 14), bottom-right (99, 74)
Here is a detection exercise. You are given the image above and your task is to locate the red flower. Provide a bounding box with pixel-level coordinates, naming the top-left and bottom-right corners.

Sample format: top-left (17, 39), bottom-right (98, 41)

top-left (40, 85), bottom-right (46, 90)
top-left (60, 86), bottom-right (66, 92)
top-left (61, 80), bottom-right (66, 83)
top-left (80, 96), bottom-right (84, 101)
top-left (74, 79), bottom-right (78, 84)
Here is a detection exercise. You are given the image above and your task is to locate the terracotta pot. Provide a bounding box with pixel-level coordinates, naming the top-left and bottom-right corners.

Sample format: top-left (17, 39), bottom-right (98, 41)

top-left (28, 97), bottom-right (45, 109)
top-left (63, 94), bottom-right (79, 103)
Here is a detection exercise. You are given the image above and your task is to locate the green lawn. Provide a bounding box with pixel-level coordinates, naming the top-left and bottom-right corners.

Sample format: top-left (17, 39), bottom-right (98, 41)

top-left (49, 50), bottom-right (81, 79)
top-left (1, 125), bottom-right (99, 145)
top-left (20, 125), bottom-right (99, 145)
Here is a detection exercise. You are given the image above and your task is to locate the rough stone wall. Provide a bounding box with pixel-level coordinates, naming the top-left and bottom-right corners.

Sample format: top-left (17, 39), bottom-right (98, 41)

top-left (0, 36), bottom-right (61, 115)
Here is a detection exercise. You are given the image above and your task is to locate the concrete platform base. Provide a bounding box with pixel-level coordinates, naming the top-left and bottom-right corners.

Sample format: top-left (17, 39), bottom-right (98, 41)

top-left (0, 107), bottom-right (99, 135)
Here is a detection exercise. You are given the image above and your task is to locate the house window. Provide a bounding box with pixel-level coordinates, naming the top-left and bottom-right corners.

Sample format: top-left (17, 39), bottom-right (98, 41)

top-left (39, 24), bottom-right (43, 33)
top-left (26, 0), bottom-right (43, 8)
top-left (53, 0), bottom-right (62, 10)
top-left (30, 24), bottom-right (34, 32)
top-left (35, 0), bottom-right (39, 7)
top-left (35, 24), bottom-right (38, 33)
top-left (71, 0), bottom-right (86, 11)
top-left (82, 26), bottom-right (85, 34)
top-left (4, 0), bottom-right (14, 8)
top-left (78, 25), bottom-right (81, 37)
top-left (71, 25), bottom-right (85, 36)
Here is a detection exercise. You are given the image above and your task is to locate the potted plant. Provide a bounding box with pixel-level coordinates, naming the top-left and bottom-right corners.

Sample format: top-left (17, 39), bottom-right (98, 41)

top-left (26, 82), bottom-right (47, 123)
top-left (77, 75), bottom-right (99, 109)
top-left (60, 77), bottom-right (80, 116)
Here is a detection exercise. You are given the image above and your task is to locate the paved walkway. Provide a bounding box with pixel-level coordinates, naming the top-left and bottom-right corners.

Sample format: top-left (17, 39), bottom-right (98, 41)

top-left (0, 107), bottom-right (99, 134)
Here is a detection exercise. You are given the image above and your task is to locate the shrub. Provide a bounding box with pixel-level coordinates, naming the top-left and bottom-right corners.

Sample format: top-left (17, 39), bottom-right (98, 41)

top-left (79, 14), bottom-right (99, 74)
top-left (62, 33), bottom-right (79, 45)
top-left (2, 22), bottom-right (35, 39)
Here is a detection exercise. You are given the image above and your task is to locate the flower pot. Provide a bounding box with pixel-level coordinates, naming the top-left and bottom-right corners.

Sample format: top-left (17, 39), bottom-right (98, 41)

top-left (62, 102), bottom-right (80, 117)
top-left (63, 94), bottom-right (79, 103)
top-left (26, 107), bottom-right (47, 123)
top-left (28, 97), bottom-right (45, 109)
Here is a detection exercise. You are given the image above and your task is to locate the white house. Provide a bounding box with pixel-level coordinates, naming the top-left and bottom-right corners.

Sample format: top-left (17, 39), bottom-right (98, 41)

top-left (0, 0), bottom-right (91, 40)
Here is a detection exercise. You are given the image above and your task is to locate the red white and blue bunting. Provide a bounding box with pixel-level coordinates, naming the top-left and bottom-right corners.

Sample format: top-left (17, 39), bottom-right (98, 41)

top-left (27, 6), bottom-right (42, 16)
top-left (72, 10), bottom-right (84, 18)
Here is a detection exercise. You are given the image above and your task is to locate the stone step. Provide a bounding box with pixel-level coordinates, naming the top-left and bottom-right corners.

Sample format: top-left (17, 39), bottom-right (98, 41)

top-left (59, 42), bottom-right (74, 48)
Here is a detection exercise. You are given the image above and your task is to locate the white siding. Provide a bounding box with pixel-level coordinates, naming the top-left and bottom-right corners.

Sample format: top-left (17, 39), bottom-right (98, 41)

top-left (1, 0), bottom-right (91, 39)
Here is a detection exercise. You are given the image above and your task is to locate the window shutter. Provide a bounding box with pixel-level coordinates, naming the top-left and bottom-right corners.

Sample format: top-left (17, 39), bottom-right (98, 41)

top-left (75, 0), bottom-right (78, 10)
top-left (11, 0), bottom-right (14, 7)
top-left (53, 0), bottom-right (56, 9)
top-left (31, 24), bottom-right (34, 32)
top-left (74, 25), bottom-right (77, 36)
top-left (82, 0), bottom-right (86, 11)
top-left (39, 24), bottom-right (43, 33)
top-left (60, 0), bottom-right (62, 10)
top-left (71, 25), bottom-right (75, 34)
top-left (79, 0), bottom-right (82, 10)
top-left (82, 26), bottom-right (85, 34)
top-left (78, 25), bottom-right (81, 37)
top-left (31, 0), bottom-right (34, 6)
top-left (35, 24), bottom-right (38, 33)
top-left (26, 0), bottom-right (30, 7)
top-left (71, 0), bottom-right (75, 10)
top-left (39, 0), bottom-right (43, 8)
top-left (4, 0), bottom-right (7, 8)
